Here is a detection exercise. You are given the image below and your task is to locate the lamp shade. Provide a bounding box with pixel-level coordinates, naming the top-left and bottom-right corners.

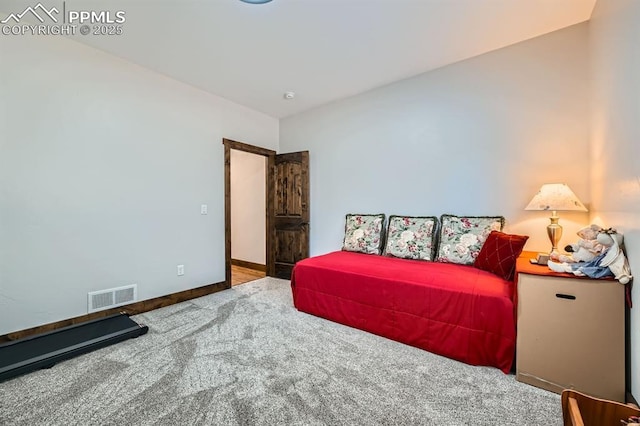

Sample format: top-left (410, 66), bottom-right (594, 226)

top-left (525, 183), bottom-right (587, 212)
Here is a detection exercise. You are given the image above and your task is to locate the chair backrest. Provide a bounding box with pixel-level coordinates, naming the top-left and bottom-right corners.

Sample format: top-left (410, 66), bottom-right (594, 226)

top-left (561, 389), bottom-right (640, 426)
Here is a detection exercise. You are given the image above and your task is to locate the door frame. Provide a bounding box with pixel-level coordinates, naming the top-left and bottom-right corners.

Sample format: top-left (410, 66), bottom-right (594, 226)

top-left (223, 138), bottom-right (276, 288)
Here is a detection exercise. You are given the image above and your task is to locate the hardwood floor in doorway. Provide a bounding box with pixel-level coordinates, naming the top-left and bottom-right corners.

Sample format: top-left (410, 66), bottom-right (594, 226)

top-left (231, 265), bottom-right (266, 286)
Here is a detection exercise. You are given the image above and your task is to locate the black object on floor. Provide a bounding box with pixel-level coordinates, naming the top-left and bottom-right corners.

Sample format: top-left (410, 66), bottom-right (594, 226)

top-left (0, 313), bottom-right (148, 382)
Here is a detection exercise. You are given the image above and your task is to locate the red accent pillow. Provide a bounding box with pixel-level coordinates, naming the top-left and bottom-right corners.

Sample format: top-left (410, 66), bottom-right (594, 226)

top-left (474, 230), bottom-right (529, 281)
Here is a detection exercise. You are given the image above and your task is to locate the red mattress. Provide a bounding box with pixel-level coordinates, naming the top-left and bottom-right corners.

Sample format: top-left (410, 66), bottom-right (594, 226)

top-left (291, 251), bottom-right (516, 373)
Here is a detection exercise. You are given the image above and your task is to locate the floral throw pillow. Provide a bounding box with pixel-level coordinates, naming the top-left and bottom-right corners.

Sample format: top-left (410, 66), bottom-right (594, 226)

top-left (436, 214), bottom-right (505, 265)
top-left (383, 216), bottom-right (438, 261)
top-left (342, 214), bottom-right (385, 255)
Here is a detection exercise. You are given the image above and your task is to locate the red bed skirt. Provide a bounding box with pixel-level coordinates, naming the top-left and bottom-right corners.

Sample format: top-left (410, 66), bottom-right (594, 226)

top-left (291, 251), bottom-right (516, 373)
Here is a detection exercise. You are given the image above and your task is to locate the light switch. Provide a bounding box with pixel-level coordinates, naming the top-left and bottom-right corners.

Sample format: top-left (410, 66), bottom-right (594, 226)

top-left (200, 204), bottom-right (208, 215)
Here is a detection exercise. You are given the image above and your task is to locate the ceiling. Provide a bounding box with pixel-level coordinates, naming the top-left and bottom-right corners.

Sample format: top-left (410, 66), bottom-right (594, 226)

top-left (2, 0), bottom-right (597, 118)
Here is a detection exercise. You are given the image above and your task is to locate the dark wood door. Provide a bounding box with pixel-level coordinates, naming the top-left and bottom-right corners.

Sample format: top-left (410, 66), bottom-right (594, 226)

top-left (270, 151), bottom-right (309, 280)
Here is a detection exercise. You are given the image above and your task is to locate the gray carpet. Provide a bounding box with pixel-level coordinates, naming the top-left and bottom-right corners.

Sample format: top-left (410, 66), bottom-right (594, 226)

top-left (0, 278), bottom-right (561, 425)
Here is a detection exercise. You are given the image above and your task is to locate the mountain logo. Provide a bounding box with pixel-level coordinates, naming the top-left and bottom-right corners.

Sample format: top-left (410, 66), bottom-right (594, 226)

top-left (1, 3), bottom-right (60, 24)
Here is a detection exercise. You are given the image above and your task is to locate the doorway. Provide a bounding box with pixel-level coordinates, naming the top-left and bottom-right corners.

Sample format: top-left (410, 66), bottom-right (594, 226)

top-left (223, 138), bottom-right (310, 287)
top-left (223, 139), bottom-right (275, 288)
top-left (230, 149), bottom-right (266, 285)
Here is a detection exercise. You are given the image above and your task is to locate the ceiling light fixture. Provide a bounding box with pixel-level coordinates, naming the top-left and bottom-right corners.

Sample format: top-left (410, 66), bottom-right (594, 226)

top-left (239, 0), bottom-right (273, 4)
top-left (283, 92), bottom-right (295, 100)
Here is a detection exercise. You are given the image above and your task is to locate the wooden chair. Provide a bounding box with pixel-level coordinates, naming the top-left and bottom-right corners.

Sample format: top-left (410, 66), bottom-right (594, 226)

top-left (561, 389), bottom-right (640, 426)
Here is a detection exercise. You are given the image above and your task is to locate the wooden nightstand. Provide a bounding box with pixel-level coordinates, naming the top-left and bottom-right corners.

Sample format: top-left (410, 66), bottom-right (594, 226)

top-left (515, 251), bottom-right (625, 402)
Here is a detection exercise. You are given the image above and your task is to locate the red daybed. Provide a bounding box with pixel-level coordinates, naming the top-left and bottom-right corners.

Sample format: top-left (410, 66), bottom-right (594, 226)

top-left (291, 250), bottom-right (516, 373)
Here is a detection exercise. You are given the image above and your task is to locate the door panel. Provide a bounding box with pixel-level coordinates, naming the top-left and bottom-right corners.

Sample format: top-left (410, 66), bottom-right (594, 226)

top-left (276, 225), bottom-right (309, 264)
top-left (275, 224), bottom-right (309, 277)
top-left (276, 162), bottom-right (304, 217)
top-left (271, 151), bottom-right (309, 280)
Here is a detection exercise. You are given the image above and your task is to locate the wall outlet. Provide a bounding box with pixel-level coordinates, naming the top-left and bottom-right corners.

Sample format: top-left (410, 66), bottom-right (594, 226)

top-left (200, 204), bottom-right (208, 215)
top-left (177, 264), bottom-right (185, 276)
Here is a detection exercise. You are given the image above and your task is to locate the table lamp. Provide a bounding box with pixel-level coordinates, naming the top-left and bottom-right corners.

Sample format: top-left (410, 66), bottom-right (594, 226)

top-left (525, 183), bottom-right (588, 255)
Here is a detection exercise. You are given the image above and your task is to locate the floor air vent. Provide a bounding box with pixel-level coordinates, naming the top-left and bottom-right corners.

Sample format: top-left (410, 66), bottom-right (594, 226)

top-left (88, 284), bottom-right (137, 313)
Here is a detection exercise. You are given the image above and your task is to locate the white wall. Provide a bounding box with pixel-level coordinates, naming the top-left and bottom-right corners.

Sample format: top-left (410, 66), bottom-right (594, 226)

top-left (589, 0), bottom-right (640, 398)
top-left (281, 24), bottom-right (591, 256)
top-left (0, 34), bottom-right (278, 335)
top-left (230, 149), bottom-right (266, 265)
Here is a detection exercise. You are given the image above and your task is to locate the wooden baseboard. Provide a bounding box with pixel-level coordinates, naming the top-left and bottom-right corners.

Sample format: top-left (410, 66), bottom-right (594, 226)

top-left (0, 280), bottom-right (227, 344)
top-left (231, 258), bottom-right (267, 272)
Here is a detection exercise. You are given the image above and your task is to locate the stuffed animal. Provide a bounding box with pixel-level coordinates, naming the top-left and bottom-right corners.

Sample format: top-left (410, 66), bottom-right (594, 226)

top-left (597, 229), bottom-right (633, 284)
top-left (550, 224), bottom-right (604, 263)
top-left (548, 228), bottom-right (632, 284)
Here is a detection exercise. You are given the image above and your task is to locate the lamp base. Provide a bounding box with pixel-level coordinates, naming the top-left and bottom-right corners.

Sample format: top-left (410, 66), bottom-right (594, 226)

top-left (547, 211), bottom-right (563, 255)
